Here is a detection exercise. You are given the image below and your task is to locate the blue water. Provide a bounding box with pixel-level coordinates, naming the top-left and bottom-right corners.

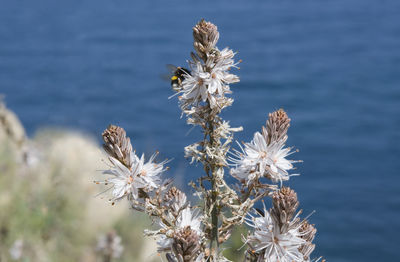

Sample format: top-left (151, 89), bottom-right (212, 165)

top-left (1, 0), bottom-right (400, 260)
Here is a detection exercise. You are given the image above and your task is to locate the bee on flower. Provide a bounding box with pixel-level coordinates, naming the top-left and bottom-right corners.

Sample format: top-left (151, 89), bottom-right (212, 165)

top-left (178, 21), bottom-right (239, 112)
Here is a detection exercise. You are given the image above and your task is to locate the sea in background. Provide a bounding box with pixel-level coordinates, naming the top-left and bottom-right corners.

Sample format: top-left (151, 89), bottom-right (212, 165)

top-left (1, 0), bottom-right (399, 261)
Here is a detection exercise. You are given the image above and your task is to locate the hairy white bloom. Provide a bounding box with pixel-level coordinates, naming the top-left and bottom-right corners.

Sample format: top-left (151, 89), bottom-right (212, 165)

top-left (230, 131), bottom-right (297, 185)
top-left (246, 208), bottom-right (306, 262)
top-left (139, 153), bottom-right (166, 189)
top-left (180, 61), bottom-right (209, 103)
top-left (157, 207), bottom-right (203, 253)
top-left (179, 48), bottom-right (239, 110)
top-left (103, 152), bottom-right (167, 202)
top-left (103, 156), bottom-right (142, 201)
top-left (176, 207), bottom-right (202, 234)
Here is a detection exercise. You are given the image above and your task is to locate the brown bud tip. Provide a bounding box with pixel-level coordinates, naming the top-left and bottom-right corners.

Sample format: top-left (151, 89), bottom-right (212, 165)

top-left (102, 125), bottom-right (125, 143)
top-left (193, 19), bottom-right (220, 60)
top-left (172, 226), bottom-right (201, 262)
top-left (102, 124), bottom-right (133, 168)
top-left (264, 108), bottom-right (291, 145)
top-left (272, 186), bottom-right (299, 225)
top-left (299, 221), bottom-right (317, 242)
top-left (298, 221), bottom-right (317, 258)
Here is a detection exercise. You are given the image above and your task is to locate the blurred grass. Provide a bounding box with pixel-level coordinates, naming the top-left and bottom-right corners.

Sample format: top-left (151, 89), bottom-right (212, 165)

top-left (0, 105), bottom-right (159, 262)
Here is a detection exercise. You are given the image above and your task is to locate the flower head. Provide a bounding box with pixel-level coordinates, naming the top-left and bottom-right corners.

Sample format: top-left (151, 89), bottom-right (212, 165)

top-left (230, 110), bottom-right (299, 185)
top-left (157, 207), bottom-right (203, 257)
top-left (103, 156), bottom-right (143, 202)
top-left (177, 20), bottom-right (239, 115)
top-left (230, 131), bottom-right (297, 185)
top-left (246, 188), bottom-right (318, 262)
top-left (246, 207), bottom-right (306, 262)
top-left (179, 49), bottom-right (239, 111)
top-left (101, 152), bottom-right (167, 203)
top-left (176, 207), bottom-right (202, 234)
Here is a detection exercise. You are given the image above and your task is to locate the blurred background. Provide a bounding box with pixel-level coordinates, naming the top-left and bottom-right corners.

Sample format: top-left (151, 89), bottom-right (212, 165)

top-left (1, 0), bottom-right (399, 261)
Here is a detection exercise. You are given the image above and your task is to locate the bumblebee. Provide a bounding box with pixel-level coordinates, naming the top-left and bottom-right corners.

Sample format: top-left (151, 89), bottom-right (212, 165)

top-left (166, 64), bottom-right (191, 92)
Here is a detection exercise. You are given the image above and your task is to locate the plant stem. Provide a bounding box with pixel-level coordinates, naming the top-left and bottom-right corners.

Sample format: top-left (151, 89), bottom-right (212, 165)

top-left (210, 169), bottom-right (219, 255)
top-left (206, 108), bottom-right (219, 258)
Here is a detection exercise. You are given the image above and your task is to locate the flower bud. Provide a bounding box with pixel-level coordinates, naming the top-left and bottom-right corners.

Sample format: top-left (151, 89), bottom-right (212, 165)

top-left (193, 19), bottom-right (219, 60)
top-left (172, 226), bottom-right (201, 262)
top-left (271, 186), bottom-right (299, 227)
top-left (264, 109), bottom-right (291, 145)
top-left (102, 125), bottom-right (133, 168)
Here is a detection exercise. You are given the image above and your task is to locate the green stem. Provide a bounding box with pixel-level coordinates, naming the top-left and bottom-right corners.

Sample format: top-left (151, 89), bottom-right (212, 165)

top-left (210, 170), bottom-right (219, 255)
top-left (206, 110), bottom-right (219, 258)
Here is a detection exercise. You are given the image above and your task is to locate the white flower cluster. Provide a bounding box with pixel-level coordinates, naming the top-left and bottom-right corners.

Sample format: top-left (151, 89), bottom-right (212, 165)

top-left (99, 125), bottom-right (167, 204)
top-left (179, 48), bottom-right (239, 111)
top-left (230, 131), bottom-right (297, 185)
top-left (103, 153), bottom-right (166, 202)
top-left (245, 187), bottom-right (318, 262)
top-left (246, 207), bottom-right (307, 262)
top-left (157, 207), bottom-right (203, 251)
top-left (230, 109), bottom-right (298, 185)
